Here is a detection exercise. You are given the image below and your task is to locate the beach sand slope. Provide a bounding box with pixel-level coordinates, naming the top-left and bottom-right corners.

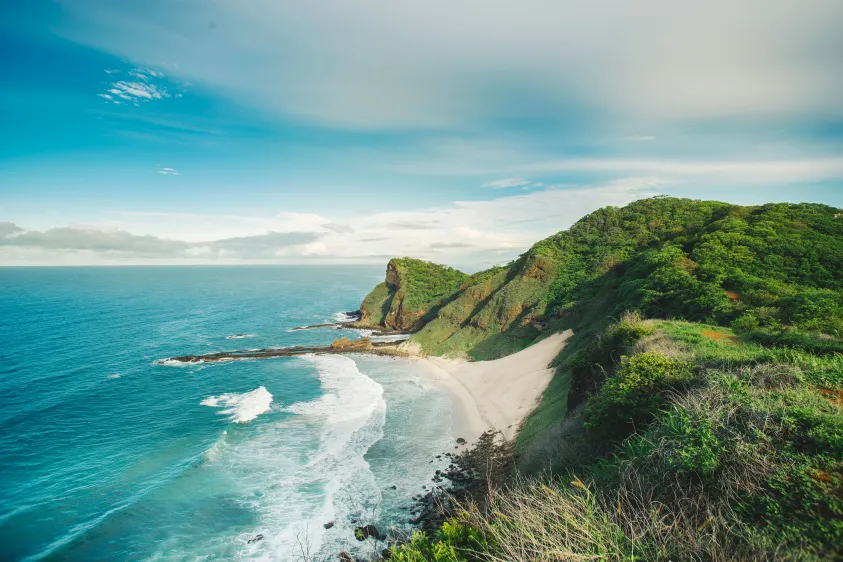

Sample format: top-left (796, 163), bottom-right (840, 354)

top-left (419, 330), bottom-right (573, 442)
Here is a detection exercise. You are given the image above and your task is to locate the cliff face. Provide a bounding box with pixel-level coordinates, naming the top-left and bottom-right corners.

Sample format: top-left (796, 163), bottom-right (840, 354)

top-left (358, 258), bottom-right (467, 332)
top-left (359, 197), bottom-right (843, 360)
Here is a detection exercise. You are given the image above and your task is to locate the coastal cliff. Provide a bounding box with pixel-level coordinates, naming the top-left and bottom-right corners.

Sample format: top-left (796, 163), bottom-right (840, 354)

top-left (356, 257), bottom-right (467, 331)
top-left (362, 197), bottom-right (843, 560)
top-left (359, 197), bottom-right (843, 360)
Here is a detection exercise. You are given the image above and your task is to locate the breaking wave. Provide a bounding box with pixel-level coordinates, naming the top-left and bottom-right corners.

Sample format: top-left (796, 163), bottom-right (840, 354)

top-left (200, 386), bottom-right (273, 423)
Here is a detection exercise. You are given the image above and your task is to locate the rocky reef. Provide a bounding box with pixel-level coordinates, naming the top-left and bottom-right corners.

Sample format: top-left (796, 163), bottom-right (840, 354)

top-left (158, 337), bottom-right (408, 364)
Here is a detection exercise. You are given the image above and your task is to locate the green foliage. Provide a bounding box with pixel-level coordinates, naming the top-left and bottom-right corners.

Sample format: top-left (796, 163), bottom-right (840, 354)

top-left (511, 316), bottom-right (843, 560)
top-left (661, 405), bottom-right (726, 475)
top-left (359, 282), bottom-right (392, 325)
top-left (584, 352), bottom-right (694, 438)
top-left (737, 454), bottom-right (843, 554)
top-left (361, 198), bottom-right (842, 359)
top-left (390, 258), bottom-right (468, 312)
top-left (605, 311), bottom-right (655, 347)
top-left (389, 521), bottom-right (489, 562)
top-left (357, 258), bottom-right (467, 330)
top-left (371, 197), bottom-right (843, 560)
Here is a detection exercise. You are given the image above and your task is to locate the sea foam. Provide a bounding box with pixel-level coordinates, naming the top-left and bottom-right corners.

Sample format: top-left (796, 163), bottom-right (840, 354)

top-left (201, 386), bottom-right (273, 423)
top-left (255, 354), bottom-right (387, 557)
top-left (225, 333), bottom-right (256, 340)
top-left (333, 311), bottom-right (359, 323)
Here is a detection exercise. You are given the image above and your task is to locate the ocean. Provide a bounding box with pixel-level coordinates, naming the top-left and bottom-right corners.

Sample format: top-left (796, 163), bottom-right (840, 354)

top-left (0, 266), bottom-right (457, 561)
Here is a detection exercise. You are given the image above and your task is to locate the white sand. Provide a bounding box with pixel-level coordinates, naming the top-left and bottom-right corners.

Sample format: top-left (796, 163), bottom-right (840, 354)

top-left (415, 330), bottom-right (573, 443)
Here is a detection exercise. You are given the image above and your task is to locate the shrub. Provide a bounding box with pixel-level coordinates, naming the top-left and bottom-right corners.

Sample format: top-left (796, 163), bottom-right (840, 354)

top-left (661, 406), bottom-right (726, 475)
top-left (389, 521), bottom-right (488, 562)
top-left (605, 310), bottom-right (654, 347)
top-left (584, 353), bottom-right (695, 438)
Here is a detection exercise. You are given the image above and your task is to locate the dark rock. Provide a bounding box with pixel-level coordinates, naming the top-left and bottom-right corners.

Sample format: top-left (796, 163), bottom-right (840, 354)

top-left (390, 485), bottom-right (397, 490)
top-left (339, 552), bottom-right (354, 562)
top-left (354, 524), bottom-right (384, 541)
top-left (247, 534), bottom-right (264, 544)
top-left (382, 547), bottom-right (392, 559)
top-left (456, 437), bottom-right (466, 445)
top-left (323, 521), bottom-right (335, 529)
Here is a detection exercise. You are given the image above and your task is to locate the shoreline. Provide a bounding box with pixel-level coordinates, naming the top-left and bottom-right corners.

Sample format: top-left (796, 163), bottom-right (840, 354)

top-left (412, 330), bottom-right (573, 443)
top-left (160, 329), bottom-right (572, 445)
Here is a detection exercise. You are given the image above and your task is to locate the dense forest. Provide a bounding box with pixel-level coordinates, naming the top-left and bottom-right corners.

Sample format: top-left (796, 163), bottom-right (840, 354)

top-left (356, 197), bottom-right (843, 561)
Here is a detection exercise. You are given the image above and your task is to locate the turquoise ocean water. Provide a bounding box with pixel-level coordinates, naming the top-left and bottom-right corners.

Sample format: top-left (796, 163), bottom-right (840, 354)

top-left (0, 266), bottom-right (457, 561)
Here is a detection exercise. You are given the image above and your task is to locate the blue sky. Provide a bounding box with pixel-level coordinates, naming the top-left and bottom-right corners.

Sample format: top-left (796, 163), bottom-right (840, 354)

top-left (1, 0), bottom-right (842, 266)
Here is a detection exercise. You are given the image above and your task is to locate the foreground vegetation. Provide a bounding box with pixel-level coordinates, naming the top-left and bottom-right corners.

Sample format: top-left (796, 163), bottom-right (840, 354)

top-left (392, 315), bottom-right (842, 561)
top-left (353, 197), bottom-right (842, 560)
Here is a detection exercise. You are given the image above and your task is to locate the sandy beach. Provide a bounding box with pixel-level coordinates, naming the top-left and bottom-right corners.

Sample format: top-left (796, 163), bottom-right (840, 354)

top-left (414, 330), bottom-right (573, 442)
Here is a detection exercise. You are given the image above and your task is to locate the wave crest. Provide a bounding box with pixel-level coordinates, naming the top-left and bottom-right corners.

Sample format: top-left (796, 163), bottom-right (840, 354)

top-left (201, 386), bottom-right (273, 423)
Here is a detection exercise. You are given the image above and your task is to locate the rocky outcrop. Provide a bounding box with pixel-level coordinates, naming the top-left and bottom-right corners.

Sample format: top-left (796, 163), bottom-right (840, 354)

top-left (357, 258), bottom-right (467, 332)
top-left (354, 524), bottom-right (385, 541)
top-left (330, 337), bottom-right (373, 350)
top-left (158, 338), bottom-right (408, 364)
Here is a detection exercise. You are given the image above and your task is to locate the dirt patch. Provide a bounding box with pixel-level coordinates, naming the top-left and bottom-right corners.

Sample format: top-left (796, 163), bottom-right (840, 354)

top-left (702, 330), bottom-right (740, 344)
top-left (724, 290), bottom-right (740, 301)
top-left (812, 470), bottom-right (835, 483)
top-left (820, 388), bottom-right (843, 407)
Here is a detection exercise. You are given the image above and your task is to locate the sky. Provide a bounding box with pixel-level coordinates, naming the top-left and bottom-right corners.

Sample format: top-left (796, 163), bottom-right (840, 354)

top-left (1, 0), bottom-right (842, 268)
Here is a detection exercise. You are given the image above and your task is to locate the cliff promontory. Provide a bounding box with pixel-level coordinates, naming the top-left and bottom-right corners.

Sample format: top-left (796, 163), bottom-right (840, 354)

top-left (356, 257), bottom-right (467, 332)
top-left (372, 197), bottom-right (843, 560)
top-left (359, 197), bottom-right (843, 360)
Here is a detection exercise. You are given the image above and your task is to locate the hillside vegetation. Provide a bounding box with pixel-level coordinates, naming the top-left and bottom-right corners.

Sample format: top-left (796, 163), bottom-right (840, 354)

top-left (357, 257), bottom-right (467, 331)
top-left (354, 197), bottom-right (843, 560)
top-left (359, 197), bottom-right (842, 359)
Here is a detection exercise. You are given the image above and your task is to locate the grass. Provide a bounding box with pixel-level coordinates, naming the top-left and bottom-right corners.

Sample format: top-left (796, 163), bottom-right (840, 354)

top-left (394, 314), bottom-right (843, 561)
top-left (350, 198), bottom-right (843, 560)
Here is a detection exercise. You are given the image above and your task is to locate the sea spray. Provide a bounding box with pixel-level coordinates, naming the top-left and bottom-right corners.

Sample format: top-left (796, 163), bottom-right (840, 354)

top-left (201, 386), bottom-right (273, 423)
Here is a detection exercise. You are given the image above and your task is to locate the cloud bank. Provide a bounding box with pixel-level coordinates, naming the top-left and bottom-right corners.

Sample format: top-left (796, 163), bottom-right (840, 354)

top-left (0, 182), bottom-right (658, 266)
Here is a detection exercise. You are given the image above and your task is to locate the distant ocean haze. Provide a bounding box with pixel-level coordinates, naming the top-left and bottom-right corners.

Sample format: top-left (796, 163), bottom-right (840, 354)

top-left (0, 266), bottom-right (456, 560)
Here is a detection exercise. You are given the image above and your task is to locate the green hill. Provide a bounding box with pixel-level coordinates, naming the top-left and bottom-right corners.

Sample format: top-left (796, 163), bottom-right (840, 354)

top-left (357, 197), bottom-right (843, 561)
top-left (360, 197), bottom-right (843, 358)
top-left (357, 257), bottom-right (468, 331)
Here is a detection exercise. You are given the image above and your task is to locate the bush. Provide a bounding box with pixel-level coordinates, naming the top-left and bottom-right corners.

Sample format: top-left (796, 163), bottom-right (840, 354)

top-left (605, 310), bottom-right (654, 347)
top-left (389, 521), bottom-right (488, 562)
top-left (661, 405), bottom-right (726, 475)
top-left (584, 353), bottom-right (695, 438)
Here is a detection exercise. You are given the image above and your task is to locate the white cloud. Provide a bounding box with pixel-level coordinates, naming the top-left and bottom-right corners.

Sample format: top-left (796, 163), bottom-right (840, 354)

top-left (99, 68), bottom-right (172, 106)
top-left (512, 157), bottom-right (843, 184)
top-left (386, 149), bottom-right (843, 185)
top-left (63, 0), bottom-right (843, 129)
top-left (622, 136), bottom-right (655, 142)
top-left (482, 178), bottom-right (531, 189)
top-left (158, 167), bottom-right (180, 175)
